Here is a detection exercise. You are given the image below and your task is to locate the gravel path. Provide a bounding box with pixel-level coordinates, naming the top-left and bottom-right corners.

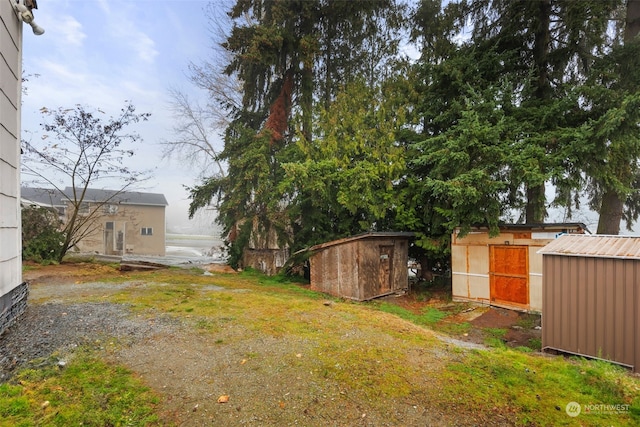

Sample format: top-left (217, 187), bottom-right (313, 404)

top-left (0, 300), bottom-right (179, 382)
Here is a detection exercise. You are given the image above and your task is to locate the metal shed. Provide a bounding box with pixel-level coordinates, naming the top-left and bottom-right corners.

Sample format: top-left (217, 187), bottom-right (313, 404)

top-left (539, 234), bottom-right (640, 371)
top-left (451, 223), bottom-right (588, 312)
top-left (309, 232), bottom-right (414, 301)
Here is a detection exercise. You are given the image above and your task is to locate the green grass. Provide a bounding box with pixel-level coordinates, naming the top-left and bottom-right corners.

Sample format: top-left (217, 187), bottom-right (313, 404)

top-left (375, 302), bottom-right (447, 326)
top-left (0, 349), bottom-right (163, 427)
top-left (15, 265), bottom-right (640, 426)
top-left (437, 349), bottom-right (640, 426)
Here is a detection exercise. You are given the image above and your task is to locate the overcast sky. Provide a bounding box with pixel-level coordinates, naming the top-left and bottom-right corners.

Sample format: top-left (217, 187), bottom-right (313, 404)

top-left (21, 0), bottom-right (225, 234)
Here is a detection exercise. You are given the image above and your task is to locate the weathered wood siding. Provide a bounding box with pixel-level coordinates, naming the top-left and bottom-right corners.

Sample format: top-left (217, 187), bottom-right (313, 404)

top-left (0, 0), bottom-right (26, 335)
top-left (310, 233), bottom-right (411, 301)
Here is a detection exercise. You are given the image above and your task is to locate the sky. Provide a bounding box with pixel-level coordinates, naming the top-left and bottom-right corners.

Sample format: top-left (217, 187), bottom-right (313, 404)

top-left (20, 0), bottom-right (226, 234)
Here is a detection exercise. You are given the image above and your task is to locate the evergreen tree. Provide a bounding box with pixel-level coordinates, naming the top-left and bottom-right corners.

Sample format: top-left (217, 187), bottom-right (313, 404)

top-left (188, 0), bottom-right (407, 266)
top-left (582, 0), bottom-right (640, 234)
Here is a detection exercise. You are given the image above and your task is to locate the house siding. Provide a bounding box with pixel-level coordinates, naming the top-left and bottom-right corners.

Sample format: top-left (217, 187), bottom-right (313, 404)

top-left (72, 204), bottom-right (167, 256)
top-left (0, 0), bottom-right (27, 335)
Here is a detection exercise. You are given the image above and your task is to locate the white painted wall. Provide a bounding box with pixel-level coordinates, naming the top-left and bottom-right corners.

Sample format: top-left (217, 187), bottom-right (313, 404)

top-left (0, 0), bottom-right (24, 328)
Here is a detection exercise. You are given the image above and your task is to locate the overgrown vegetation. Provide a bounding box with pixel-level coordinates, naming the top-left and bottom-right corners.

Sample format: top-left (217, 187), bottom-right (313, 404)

top-left (21, 205), bottom-right (64, 264)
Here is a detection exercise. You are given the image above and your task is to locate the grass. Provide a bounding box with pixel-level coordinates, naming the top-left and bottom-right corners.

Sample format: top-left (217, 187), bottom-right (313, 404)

top-left (11, 264), bottom-right (640, 426)
top-left (437, 349), bottom-right (640, 426)
top-left (0, 349), bottom-right (162, 427)
top-left (375, 301), bottom-right (447, 326)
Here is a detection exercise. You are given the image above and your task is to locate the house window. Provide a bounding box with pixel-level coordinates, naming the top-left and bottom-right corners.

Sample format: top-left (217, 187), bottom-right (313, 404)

top-left (141, 227), bottom-right (153, 236)
top-left (103, 204), bottom-right (118, 215)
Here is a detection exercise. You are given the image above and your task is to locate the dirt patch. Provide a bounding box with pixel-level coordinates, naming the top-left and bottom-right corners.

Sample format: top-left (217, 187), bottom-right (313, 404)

top-left (384, 282), bottom-right (542, 350)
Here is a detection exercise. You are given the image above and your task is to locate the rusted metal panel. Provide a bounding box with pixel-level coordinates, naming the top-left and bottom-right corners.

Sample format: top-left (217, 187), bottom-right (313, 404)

top-left (542, 239), bottom-right (640, 370)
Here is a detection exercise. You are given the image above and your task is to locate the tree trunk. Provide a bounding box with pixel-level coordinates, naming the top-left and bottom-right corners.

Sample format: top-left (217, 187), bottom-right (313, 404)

top-left (595, 0), bottom-right (640, 234)
top-left (596, 190), bottom-right (623, 234)
top-left (524, 0), bottom-right (551, 223)
top-left (526, 184), bottom-right (546, 223)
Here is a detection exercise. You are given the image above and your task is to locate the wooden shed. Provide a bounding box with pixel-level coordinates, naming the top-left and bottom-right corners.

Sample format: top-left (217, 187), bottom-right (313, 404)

top-left (309, 232), bottom-right (414, 301)
top-left (539, 234), bottom-right (640, 371)
top-left (451, 223), bottom-right (588, 312)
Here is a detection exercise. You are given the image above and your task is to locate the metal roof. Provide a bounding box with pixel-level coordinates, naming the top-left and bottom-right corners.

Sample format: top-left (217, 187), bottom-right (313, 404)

top-left (538, 234), bottom-right (640, 259)
top-left (63, 187), bottom-right (168, 206)
top-left (21, 187), bottom-right (66, 207)
top-left (458, 222), bottom-right (590, 233)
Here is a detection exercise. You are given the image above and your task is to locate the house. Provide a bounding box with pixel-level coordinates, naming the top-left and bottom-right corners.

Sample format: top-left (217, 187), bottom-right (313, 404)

top-left (309, 232), bottom-right (414, 301)
top-left (539, 234), bottom-right (640, 371)
top-left (451, 223), bottom-right (588, 312)
top-left (21, 187), bottom-right (168, 256)
top-left (1, 0), bottom-right (32, 335)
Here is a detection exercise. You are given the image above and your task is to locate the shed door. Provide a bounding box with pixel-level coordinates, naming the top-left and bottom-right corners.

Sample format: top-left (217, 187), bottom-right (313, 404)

top-left (489, 245), bottom-right (529, 307)
top-left (379, 245), bottom-right (394, 293)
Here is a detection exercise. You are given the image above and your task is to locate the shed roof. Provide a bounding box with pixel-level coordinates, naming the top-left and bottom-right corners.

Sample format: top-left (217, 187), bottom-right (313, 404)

top-left (310, 232), bottom-right (415, 252)
top-left (538, 234), bottom-right (640, 260)
top-left (458, 222), bottom-right (589, 233)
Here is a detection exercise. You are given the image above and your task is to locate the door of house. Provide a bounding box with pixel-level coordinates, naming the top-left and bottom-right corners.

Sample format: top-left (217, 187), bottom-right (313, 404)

top-left (104, 222), bottom-right (114, 255)
top-left (379, 245), bottom-right (394, 293)
top-left (489, 245), bottom-right (529, 307)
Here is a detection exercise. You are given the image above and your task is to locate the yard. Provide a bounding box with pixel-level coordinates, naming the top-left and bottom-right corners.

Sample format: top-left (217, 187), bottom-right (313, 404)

top-left (0, 261), bottom-right (638, 426)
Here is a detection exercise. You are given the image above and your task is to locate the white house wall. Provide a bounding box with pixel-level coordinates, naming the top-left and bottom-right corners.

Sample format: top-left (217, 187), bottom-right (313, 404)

top-left (0, 0), bottom-right (25, 334)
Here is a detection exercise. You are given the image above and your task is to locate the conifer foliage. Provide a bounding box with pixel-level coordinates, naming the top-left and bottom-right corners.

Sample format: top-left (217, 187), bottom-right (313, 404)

top-left (183, 0), bottom-right (640, 271)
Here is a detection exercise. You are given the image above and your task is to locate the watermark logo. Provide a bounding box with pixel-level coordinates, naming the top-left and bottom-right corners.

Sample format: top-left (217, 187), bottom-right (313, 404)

top-left (565, 401), bottom-right (630, 417)
top-left (566, 401), bottom-right (581, 417)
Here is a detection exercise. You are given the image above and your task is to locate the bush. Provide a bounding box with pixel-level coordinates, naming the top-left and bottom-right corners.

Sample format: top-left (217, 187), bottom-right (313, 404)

top-left (21, 205), bottom-right (64, 263)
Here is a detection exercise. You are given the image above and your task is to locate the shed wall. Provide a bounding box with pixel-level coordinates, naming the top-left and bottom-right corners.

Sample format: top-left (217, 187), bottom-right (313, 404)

top-left (452, 230), bottom-right (561, 312)
top-left (310, 241), bottom-right (359, 299)
top-left (310, 236), bottom-right (410, 301)
top-left (542, 254), bottom-right (639, 370)
top-left (0, 0), bottom-right (26, 335)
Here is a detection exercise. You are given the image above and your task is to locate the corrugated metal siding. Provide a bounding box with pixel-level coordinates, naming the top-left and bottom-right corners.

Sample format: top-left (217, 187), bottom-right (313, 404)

top-left (542, 249), bottom-right (639, 370)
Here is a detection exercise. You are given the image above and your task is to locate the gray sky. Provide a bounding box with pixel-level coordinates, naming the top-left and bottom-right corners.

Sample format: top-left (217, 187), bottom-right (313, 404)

top-left (21, 0), bottom-right (224, 234)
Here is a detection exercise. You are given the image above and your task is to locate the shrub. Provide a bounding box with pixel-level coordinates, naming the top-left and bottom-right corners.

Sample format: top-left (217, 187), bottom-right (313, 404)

top-left (21, 205), bottom-right (64, 263)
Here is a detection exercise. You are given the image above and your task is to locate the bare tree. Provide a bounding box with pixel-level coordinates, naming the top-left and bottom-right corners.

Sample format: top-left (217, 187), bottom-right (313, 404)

top-left (160, 2), bottom-right (244, 179)
top-left (22, 102), bottom-right (151, 262)
top-left (160, 87), bottom-right (226, 177)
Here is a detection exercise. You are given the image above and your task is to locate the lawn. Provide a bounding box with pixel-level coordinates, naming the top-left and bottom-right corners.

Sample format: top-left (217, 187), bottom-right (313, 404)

top-left (2, 264), bottom-right (639, 426)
